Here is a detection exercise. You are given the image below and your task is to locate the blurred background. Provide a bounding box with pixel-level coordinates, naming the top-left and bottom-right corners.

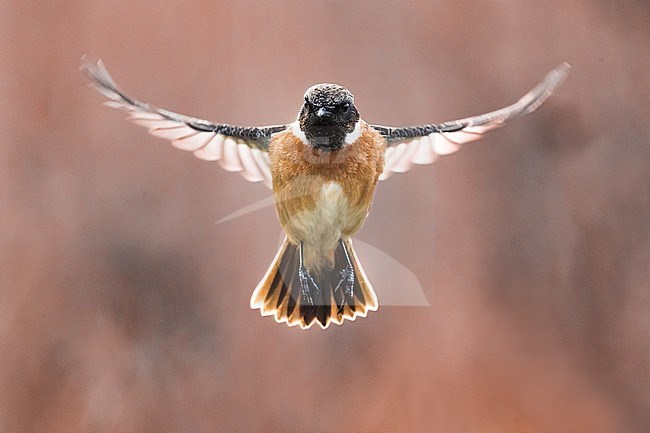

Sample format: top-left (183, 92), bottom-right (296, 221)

top-left (1, 1), bottom-right (648, 431)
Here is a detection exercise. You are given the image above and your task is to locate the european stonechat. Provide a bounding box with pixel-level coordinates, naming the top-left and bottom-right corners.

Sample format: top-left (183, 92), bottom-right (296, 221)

top-left (83, 58), bottom-right (570, 329)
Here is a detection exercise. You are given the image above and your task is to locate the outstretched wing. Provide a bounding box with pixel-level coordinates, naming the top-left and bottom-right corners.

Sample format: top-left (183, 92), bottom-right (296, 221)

top-left (81, 57), bottom-right (287, 188)
top-left (371, 63), bottom-right (571, 180)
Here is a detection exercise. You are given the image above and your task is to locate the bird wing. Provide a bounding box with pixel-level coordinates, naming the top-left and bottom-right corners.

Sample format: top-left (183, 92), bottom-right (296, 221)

top-left (81, 57), bottom-right (287, 188)
top-left (371, 63), bottom-right (570, 180)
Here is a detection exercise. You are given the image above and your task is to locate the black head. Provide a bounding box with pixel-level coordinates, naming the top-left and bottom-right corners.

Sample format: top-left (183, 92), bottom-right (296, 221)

top-left (298, 83), bottom-right (360, 151)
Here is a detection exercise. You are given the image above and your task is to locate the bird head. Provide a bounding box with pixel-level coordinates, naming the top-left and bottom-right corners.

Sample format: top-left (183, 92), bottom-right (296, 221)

top-left (298, 83), bottom-right (360, 151)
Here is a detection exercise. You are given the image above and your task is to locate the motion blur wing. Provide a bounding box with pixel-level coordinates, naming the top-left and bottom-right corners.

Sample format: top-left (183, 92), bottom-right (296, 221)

top-left (82, 57), bottom-right (287, 188)
top-left (371, 62), bottom-right (570, 180)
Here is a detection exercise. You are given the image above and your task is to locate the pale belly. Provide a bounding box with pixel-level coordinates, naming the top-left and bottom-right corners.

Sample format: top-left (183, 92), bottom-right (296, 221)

top-left (280, 181), bottom-right (369, 271)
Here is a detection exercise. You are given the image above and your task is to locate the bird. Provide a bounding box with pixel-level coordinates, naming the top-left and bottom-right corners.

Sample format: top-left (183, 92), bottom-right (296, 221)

top-left (82, 58), bottom-right (570, 330)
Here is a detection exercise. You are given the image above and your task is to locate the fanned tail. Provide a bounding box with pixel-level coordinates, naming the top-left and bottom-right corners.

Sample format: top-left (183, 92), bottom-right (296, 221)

top-left (250, 238), bottom-right (378, 329)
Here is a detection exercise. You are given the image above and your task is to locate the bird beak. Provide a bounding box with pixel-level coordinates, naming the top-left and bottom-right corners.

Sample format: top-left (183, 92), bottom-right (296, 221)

top-left (316, 107), bottom-right (334, 118)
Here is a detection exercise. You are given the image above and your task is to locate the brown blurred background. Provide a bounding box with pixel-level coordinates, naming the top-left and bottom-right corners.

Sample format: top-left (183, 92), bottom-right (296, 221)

top-left (1, 1), bottom-right (648, 432)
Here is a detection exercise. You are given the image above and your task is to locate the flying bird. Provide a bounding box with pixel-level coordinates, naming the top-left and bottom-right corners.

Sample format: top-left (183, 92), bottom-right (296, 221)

top-left (82, 58), bottom-right (570, 330)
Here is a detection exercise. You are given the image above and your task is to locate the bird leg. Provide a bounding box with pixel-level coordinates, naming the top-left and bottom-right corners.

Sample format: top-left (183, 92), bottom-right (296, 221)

top-left (298, 241), bottom-right (320, 307)
top-left (334, 240), bottom-right (355, 312)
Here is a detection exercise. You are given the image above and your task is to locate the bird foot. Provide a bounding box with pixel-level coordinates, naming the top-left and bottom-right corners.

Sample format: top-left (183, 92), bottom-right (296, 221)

top-left (298, 264), bottom-right (320, 308)
top-left (334, 264), bottom-right (355, 311)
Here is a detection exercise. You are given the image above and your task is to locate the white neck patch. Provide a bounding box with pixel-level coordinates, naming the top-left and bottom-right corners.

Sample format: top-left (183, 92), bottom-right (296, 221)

top-left (344, 120), bottom-right (362, 144)
top-left (289, 121), bottom-right (308, 145)
top-left (289, 120), bottom-right (362, 147)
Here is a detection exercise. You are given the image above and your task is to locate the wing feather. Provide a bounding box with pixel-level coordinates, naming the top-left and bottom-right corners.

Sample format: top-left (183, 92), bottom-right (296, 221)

top-left (220, 138), bottom-right (243, 172)
top-left (194, 134), bottom-right (225, 162)
top-left (81, 57), bottom-right (287, 188)
top-left (237, 144), bottom-right (266, 183)
top-left (411, 135), bottom-right (438, 165)
top-left (373, 63), bottom-right (570, 179)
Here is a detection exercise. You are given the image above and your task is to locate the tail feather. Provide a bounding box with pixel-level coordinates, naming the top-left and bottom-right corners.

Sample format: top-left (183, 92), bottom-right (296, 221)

top-left (250, 238), bottom-right (378, 329)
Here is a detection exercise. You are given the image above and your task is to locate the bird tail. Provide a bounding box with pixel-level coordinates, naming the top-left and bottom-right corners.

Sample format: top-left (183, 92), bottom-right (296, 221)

top-left (250, 238), bottom-right (378, 329)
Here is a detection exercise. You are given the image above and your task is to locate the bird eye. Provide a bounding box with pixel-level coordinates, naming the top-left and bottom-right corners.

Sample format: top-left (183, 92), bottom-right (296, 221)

top-left (341, 103), bottom-right (350, 112)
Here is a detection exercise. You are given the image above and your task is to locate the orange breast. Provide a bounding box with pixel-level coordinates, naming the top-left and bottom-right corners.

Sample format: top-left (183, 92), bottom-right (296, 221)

top-left (268, 122), bottom-right (385, 248)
